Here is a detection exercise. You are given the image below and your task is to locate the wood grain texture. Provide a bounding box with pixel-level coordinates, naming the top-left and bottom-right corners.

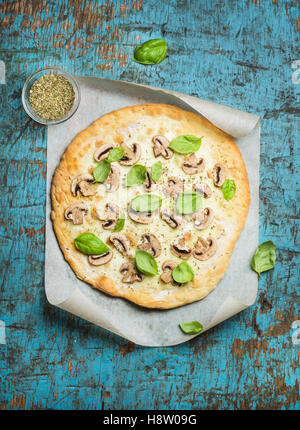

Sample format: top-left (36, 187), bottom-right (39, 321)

top-left (0, 0), bottom-right (299, 410)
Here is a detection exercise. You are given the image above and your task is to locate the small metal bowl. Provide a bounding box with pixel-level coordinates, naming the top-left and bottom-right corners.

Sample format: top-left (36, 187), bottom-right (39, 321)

top-left (22, 66), bottom-right (80, 125)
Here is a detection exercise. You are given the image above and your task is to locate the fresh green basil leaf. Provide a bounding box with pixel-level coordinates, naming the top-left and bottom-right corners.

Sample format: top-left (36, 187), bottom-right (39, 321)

top-left (131, 194), bottom-right (162, 213)
top-left (74, 232), bottom-right (110, 255)
top-left (169, 135), bottom-right (202, 154)
top-left (151, 161), bottom-right (162, 182)
top-left (135, 250), bottom-right (158, 276)
top-left (133, 38), bottom-right (167, 65)
top-left (107, 147), bottom-right (124, 163)
top-left (179, 321), bottom-right (203, 335)
top-left (93, 160), bottom-right (111, 183)
top-left (126, 164), bottom-right (147, 186)
top-left (172, 262), bottom-right (194, 284)
top-left (113, 214), bottom-right (125, 232)
top-left (222, 179), bottom-right (236, 201)
top-left (176, 191), bottom-right (202, 214)
top-left (251, 241), bottom-right (276, 277)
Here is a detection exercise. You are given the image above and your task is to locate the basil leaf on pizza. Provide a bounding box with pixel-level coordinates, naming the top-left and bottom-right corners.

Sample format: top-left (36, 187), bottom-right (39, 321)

top-left (169, 135), bottom-right (202, 154)
top-left (126, 164), bottom-right (147, 186)
top-left (113, 214), bottom-right (125, 232)
top-left (93, 160), bottom-right (111, 183)
top-left (135, 250), bottom-right (158, 276)
top-left (176, 191), bottom-right (202, 214)
top-left (179, 321), bottom-right (203, 334)
top-left (107, 146), bottom-right (124, 163)
top-left (131, 194), bottom-right (162, 212)
top-left (222, 179), bottom-right (236, 201)
top-left (172, 262), bottom-right (194, 284)
top-left (151, 161), bottom-right (162, 182)
top-left (74, 233), bottom-right (110, 255)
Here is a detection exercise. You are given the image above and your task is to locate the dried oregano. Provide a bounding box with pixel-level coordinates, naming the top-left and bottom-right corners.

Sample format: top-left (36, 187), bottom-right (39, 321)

top-left (29, 74), bottom-right (75, 120)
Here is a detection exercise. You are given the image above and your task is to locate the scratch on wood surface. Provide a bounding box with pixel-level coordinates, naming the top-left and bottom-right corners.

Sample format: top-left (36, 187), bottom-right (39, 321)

top-left (119, 341), bottom-right (135, 356)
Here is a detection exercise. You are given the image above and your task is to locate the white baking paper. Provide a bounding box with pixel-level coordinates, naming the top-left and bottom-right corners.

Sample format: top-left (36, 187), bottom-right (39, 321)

top-left (45, 77), bottom-right (260, 347)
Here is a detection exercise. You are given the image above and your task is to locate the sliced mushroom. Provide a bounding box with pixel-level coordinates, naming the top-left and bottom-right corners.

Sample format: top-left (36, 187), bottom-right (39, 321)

top-left (119, 261), bottom-right (144, 283)
top-left (160, 260), bottom-right (180, 285)
top-left (193, 182), bottom-right (212, 198)
top-left (171, 238), bottom-right (192, 260)
top-left (193, 237), bottom-right (217, 261)
top-left (96, 203), bottom-right (120, 230)
top-left (192, 208), bottom-right (214, 230)
top-left (163, 177), bottom-right (184, 198)
top-left (109, 233), bottom-right (130, 256)
top-left (128, 206), bottom-right (155, 224)
top-left (119, 143), bottom-right (141, 166)
top-left (138, 233), bottom-right (162, 257)
top-left (160, 209), bottom-right (182, 229)
top-left (94, 143), bottom-right (115, 162)
top-left (152, 135), bottom-right (173, 159)
top-left (182, 154), bottom-right (205, 175)
top-left (71, 174), bottom-right (95, 197)
top-left (211, 164), bottom-right (227, 187)
top-left (64, 203), bottom-right (88, 225)
top-left (88, 251), bottom-right (113, 266)
top-left (104, 165), bottom-right (120, 192)
top-left (144, 167), bottom-right (154, 193)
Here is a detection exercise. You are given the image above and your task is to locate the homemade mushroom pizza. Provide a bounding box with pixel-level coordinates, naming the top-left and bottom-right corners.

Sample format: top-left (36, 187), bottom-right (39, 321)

top-left (51, 104), bottom-right (250, 309)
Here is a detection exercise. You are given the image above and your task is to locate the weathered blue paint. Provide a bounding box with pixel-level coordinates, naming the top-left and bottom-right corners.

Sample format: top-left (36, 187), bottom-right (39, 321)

top-left (0, 0), bottom-right (299, 410)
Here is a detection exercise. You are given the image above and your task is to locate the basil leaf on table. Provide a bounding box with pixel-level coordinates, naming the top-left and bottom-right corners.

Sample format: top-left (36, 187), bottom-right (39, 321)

top-left (93, 160), bottom-right (111, 183)
top-left (126, 164), bottom-right (147, 186)
top-left (176, 191), bottom-right (202, 214)
top-left (113, 214), bottom-right (125, 232)
top-left (74, 232), bottom-right (110, 255)
top-left (107, 146), bottom-right (124, 163)
top-left (169, 135), bottom-right (202, 154)
top-left (135, 250), bottom-right (158, 276)
top-left (222, 179), bottom-right (236, 201)
top-left (251, 241), bottom-right (276, 276)
top-left (172, 262), bottom-right (194, 284)
top-left (131, 194), bottom-right (162, 213)
top-left (179, 321), bottom-right (203, 335)
top-left (151, 161), bottom-right (162, 182)
top-left (133, 39), bottom-right (167, 65)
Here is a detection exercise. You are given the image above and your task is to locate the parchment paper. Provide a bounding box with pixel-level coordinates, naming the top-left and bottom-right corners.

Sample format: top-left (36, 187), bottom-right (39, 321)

top-left (45, 77), bottom-right (260, 347)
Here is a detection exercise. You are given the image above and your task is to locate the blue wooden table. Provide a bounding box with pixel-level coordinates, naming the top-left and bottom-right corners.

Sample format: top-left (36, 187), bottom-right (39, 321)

top-left (0, 0), bottom-right (299, 410)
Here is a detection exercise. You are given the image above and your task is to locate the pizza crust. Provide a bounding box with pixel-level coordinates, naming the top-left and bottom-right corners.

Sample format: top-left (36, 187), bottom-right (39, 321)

top-left (51, 104), bottom-right (250, 309)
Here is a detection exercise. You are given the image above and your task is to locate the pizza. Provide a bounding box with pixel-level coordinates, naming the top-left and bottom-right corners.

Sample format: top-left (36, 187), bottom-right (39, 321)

top-left (51, 104), bottom-right (250, 309)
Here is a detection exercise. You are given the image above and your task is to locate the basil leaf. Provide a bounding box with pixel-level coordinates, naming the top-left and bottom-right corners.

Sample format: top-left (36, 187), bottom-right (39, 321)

top-left (126, 164), bottom-right (147, 186)
top-left (222, 179), bottom-right (236, 201)
top-left (179, 321), bottom-right (203, 335)
top-left (107, 147), bottom-right (124, 163)
top-left (113, 214), bottom-right (125, 232)
top-left (135, 250), bottom-right (158, 276)
top-left (74, 232), bottom-right (110, 255)
top-left (176, 191), bottom-right (202, 214)
top-left (172, 262), bottom-right (194, 284)
top-left (131, 194), bottom-right (162, 213)
top-left (251, 241), bottom-right (276, 277)
top-left (169, 135), bottom-right (202, 154)
top-left (133, 38), bottom-right (167, 65)
top-left (93, 160), bottom-right (111, 183)
top-left (151, 161), bottom-right (162, 182)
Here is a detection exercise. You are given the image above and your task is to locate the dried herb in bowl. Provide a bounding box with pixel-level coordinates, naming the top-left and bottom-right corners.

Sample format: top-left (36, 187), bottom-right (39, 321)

top-left (29, 74), bottom-right (75, 120)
